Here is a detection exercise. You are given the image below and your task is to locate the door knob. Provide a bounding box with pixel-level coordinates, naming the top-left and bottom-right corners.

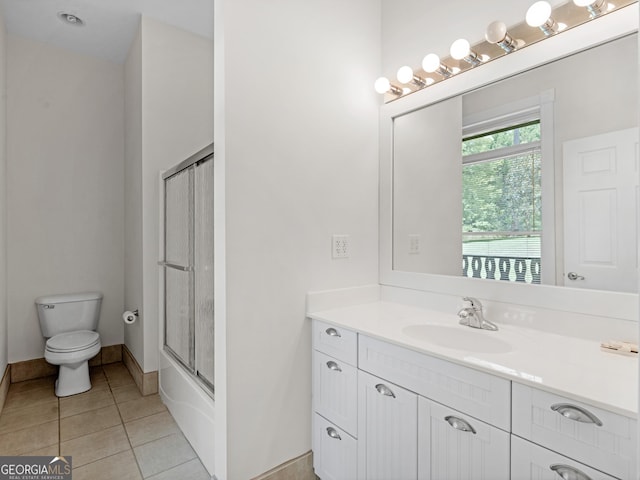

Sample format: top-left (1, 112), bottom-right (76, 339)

top-left (567, 272), bottom-right (585, 281)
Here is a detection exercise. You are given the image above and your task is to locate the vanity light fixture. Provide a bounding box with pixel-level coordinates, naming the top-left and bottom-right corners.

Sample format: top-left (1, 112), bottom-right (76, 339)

top-left (374, 0), bottom-right (635, 102)
top-left (450, 38), bottom-right (487, 66)
top-left (485, 21), bottom-right (520, 53)
top-left (573, 0), bottom-right (608, 17)
top-left (396, 66), bottom-right (430, 87)
top-left (374, 76), bottom-right (402, 96)
top-left (422, 53), bottom-right (453, 78)
top-left (526, 1), bottom-right (563, 35)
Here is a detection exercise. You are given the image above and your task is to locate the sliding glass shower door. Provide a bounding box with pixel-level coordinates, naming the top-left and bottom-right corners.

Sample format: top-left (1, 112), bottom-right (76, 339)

top-left (162, 145), bottom-right (214, 394)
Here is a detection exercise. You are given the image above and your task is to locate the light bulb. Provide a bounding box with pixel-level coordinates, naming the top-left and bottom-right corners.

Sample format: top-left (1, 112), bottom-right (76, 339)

top-left (526, 1), bottom-right (552, 27)
top-left (374, 77), bottom-right (391, 94)
top-left (485, 21), bottom-right (519, 53)
top-left (450, 39), bottom-right (471, 60)
top-left (573, 0), bottom-right (607, 17)
top-left (422, 54), bottom-right (441, 73)
top-left (485, 21), bottom-right (507, 44)
top-left (397, 66), bottom-right (414, 84)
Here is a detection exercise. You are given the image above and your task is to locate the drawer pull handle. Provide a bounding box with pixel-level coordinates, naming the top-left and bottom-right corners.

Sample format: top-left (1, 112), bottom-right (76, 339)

top-left (444, 415), bottom-right (477, 434)
top-left (375, 383), bottom-right (396, 398)
top-left (326, 361), bottom-right (342, 372)
top-left (550, 403), bottom-right (603, 426)
top-left (325, 327), bottom-right (341, 338)
top-left (550, 464), bottom-right (592, 480)
top-left (326, 427), bottom-right (341, 440)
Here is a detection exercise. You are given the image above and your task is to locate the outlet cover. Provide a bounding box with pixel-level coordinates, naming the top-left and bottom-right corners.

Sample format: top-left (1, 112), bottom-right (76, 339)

top-left (332, 234), bottom-right (350, 259)
top-left (409, 234), bottom-right (420, 254)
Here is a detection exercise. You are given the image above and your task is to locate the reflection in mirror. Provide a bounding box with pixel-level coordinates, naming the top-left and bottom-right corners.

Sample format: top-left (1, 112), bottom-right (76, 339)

top-left (393, 34), bottom-right (637, 292)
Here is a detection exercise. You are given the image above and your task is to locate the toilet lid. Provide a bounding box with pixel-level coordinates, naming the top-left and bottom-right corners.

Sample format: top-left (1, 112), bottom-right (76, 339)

top-left (46, 330), bottom-right (100, 352)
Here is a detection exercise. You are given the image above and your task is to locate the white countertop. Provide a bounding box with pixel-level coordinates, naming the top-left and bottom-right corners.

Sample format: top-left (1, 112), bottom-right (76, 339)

top-left (308, 301), bottom-right (638, 418)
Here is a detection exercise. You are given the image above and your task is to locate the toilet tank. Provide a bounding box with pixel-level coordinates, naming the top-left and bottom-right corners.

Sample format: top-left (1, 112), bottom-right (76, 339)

top-left (35, 292), bottom-right (102, 337)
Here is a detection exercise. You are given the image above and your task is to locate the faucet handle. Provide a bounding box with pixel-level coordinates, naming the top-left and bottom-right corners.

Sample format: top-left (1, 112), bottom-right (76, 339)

top-left (462, 297), bottom-right (482, 309)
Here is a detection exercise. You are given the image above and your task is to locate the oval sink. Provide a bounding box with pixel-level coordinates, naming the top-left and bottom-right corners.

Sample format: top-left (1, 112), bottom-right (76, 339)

top-left (402, 324), bottom-right (512, 354)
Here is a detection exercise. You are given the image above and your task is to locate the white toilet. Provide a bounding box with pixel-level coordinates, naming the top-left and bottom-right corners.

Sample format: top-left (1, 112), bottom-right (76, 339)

top-left (35, 292), bottom-right (102, 397)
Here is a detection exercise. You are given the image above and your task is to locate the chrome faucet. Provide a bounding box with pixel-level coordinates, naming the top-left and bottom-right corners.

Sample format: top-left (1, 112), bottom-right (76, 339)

top-left (457, 297), bottom-right (498, 331)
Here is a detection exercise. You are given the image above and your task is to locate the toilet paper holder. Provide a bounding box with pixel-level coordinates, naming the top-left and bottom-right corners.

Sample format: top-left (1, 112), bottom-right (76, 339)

top-left (122, 309), bottom-right (139, 324)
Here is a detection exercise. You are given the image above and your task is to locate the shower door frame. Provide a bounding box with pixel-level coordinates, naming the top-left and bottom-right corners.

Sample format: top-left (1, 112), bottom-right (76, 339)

top-left (159, 143), bottom-right (215, 396)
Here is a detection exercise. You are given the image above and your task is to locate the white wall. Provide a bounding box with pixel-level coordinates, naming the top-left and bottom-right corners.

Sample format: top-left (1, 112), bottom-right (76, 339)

top-left (6, 35), bottom-right (125, 362)
top-left (0, 13), bottom-right (7, 376)
top-left (124, 25), bottom-right (145, 367)
top-left (219, 0), bottom-right (380, 477)
top-left (123, 18), bottom-right (213, 372)
top-left (393, 96), bottom-right (462, 274)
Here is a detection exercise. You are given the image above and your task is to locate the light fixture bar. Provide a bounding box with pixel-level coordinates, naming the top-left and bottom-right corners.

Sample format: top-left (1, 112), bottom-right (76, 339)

top-left (374, 0), bottom-right (637, 102)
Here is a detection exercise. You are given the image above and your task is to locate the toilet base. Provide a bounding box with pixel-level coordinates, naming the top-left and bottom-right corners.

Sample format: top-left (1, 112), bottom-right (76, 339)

top-left (55, 361), bottom-right (92, 397)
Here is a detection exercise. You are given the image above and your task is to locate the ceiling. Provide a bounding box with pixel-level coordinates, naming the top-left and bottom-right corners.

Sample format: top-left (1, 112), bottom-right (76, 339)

top-left (0, 0), bottom-right (214, 64)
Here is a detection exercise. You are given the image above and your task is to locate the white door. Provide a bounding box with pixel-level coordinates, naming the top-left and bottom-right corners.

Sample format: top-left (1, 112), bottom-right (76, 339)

top-left (357, 370), bottom-right (418, 480)
top-left (563, 127), bottom-right (639, 292)
top-left (418, 398), bottom-right (510, 480)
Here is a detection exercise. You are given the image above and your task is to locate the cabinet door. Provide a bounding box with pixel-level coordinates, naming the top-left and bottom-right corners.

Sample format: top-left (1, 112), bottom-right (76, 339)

top-left (418, 398), bottom-right (510, 480)
top-left (512, 383), bottom-right (636, 479)
top-left (358, 370), bottom-right (418, 480)
top-left (314, 414), bottom-right (357, 480)
top-left (511, 435), bottom-right (618, 480)
top-left (314, 350), bottom-right (358, 436)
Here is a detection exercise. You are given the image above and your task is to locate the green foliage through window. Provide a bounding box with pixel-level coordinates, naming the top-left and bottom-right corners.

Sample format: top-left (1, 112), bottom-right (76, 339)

top-left (462, 122), bottom-right (542, 234)
top-left (461, 121), bottom-right (542, 284)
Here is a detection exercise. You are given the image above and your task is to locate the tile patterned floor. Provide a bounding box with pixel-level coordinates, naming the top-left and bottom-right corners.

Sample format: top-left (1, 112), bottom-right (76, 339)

top-left (0, 363), bottom-right (210, 480)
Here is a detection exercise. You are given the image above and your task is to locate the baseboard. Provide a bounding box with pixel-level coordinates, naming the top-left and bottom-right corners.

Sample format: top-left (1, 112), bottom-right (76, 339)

top-left (10, 344), bottom-right (124, 383)
top-left (252, 451), bottom-right (317, 480)
top-left (122, 344), bottom-right (158, 396)
top-left (0, 365), bottom-right (10, 415)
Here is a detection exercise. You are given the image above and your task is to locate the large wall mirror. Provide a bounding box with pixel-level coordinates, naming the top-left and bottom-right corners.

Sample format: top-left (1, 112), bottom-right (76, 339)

top-left (380, 6), bottom-right (639, 320)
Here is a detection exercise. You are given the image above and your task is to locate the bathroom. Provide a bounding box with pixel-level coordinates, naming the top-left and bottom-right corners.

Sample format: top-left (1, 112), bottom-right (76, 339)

top-left (0, 0), bottom-right (638, 479)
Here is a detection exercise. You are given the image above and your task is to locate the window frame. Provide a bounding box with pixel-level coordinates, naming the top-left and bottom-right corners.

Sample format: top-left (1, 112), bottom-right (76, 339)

top-left (462, 91), bottom-right (556, 285)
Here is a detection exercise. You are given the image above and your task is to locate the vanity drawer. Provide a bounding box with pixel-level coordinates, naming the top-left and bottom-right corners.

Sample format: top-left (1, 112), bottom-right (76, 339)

top-left (359, 334), bottom-right (511, 431)
top-left (312, 320), bottom-right (357, 365)
top-left (313, 413), bottom-right (357, 480)
top-left (512, 383), bottom-right (637, 479)
top-left (511, 435), bottom-right (618, 480)
top-left (313, 350), bottom-right (358, 436)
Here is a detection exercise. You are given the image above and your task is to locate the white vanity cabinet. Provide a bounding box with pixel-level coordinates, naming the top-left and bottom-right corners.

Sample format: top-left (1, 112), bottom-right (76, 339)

top-left (358, 370), bottom-right (418, 480)
top-left (511, 435), bottom-right (618, 480)
top-left (358, 334), bottom-right (510, 480)
top-left (310, 319), bottom-right (636, 480)
top-left (419, 398), bottom-right (510, 479)
top-left (312, 321), bottom-right (359, 480)
top-left (512, 383), bottom-right (637, 479)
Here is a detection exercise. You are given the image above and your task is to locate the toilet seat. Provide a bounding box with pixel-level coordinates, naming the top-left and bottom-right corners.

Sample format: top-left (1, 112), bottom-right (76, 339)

top-left (46, 330), bottom-right (100, 353)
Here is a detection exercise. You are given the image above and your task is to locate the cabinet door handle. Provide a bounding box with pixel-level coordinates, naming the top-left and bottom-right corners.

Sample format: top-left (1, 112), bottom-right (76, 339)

top-left (444, 415), bottom-right (477, 434)
top-left (550, 403), bottom-right (603, 426)
top-left (326, 427), bottom-right (341, 440)
top-left (326, 361), bottom-right (342, 372)
top-left (375, 383), bottom-right (396, 398)
top-left (325, 327), bottom-right (341, 337)
top-left (550, 464), bottom-right (592, 480)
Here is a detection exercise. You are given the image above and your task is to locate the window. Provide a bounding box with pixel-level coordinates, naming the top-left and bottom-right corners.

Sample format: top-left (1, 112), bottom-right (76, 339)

top-left (462, 121), bottom-right (542, 283)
